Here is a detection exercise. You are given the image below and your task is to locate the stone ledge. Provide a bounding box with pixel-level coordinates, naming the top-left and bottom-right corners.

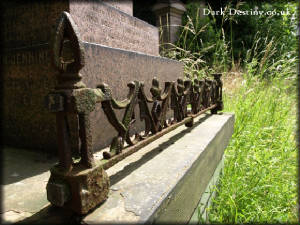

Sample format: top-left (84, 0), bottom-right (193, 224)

top-left (189, 154), bottom-right (225, 223)
top-left (83, 113), bottom-right (235, 224)
top-left (2, 113), bottom-right (234, 224)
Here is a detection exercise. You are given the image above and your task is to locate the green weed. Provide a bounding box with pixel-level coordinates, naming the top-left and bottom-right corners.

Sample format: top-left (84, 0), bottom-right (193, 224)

top-left (159, 1), bottom-right (298, 223)
top-left (207, 76), bottom-right (298, 223)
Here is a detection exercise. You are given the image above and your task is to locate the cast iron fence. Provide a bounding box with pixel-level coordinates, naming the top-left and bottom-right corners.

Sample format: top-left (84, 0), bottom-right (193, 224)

top-left (45, 12), bottom-right (224, 214)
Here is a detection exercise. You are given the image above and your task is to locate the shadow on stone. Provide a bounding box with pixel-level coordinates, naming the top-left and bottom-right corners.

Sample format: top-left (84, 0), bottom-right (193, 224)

top-left (2, 148), bottom-right (57, 185)
top-left (15, 205), bottom-right (76, 225)
top-left (110, 113), bottom-right (212, 186)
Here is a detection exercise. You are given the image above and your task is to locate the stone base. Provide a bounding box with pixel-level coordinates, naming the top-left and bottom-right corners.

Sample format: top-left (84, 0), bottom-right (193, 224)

top-left (82, 113), bottom-right (235, 223)
top-left (3, 42), bottom-right (182, 153)
top-left (47, 163), bottom-right (110, 215)
top-left (2, 113), bottom-right (234, 224)
top-left (189, 154), bottom-right (225, 223)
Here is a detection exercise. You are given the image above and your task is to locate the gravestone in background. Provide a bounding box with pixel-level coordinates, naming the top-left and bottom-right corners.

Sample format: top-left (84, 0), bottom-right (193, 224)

top-left (152, 0), bottom-right (186, 49)
top-left (2, 0), bottom-right (183, 154)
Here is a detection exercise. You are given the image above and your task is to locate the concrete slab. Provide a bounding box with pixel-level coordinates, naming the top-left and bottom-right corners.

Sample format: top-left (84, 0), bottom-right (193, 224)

top-left (1, 113), bottom-right (234, 224)
top-left (83, 113), bottom-right (234, 224)
top-left (0, 148), bottom-right (56, 223)
top-left (189, 154), bottom-right (225, 223)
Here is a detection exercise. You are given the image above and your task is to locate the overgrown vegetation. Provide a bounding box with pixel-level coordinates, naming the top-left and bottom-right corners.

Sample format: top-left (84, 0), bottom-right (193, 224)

top-left (207, 75), bottom-right (297, 223)
top-left (161, 1), bottom-right (297, 76)
top-left (160, 0), bottom-right (298, 223)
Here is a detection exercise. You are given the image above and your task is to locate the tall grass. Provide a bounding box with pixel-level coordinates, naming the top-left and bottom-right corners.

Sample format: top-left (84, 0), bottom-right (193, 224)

top-left (244, 31), bottom-right (298, 80)
top-left (206, 16), bottom-right (298, 222)
top-left (159, 3), bottom-right (230, 79)
top-left (206, 22), bottom-right (297, 223)
top-left (207, 75), bottom-right (298, 223)
top-left (158, 1), bottom-right (298, 223)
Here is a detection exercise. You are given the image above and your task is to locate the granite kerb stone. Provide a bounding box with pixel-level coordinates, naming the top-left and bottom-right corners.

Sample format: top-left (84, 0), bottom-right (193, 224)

top-left (2, 41), bottom-right (183, 153)
top-left (82, 113), bottom-right (235, 224)
top-left (2, 113), bottom-right (234, 224)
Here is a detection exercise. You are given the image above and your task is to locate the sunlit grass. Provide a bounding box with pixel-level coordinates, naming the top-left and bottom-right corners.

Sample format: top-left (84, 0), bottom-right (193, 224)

top-left (207, 76), bottom-right (298, 223)
top-left (159, 1), bottom-right (298, 222)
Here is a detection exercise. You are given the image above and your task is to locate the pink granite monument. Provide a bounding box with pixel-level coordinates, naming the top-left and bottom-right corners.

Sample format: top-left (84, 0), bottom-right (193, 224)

top-left (2, 0), bottom-right (183, 153)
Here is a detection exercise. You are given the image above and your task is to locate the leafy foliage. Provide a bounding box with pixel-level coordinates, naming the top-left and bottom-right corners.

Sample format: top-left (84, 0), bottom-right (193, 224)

top-left (166, 0), bottom-right (298, 74)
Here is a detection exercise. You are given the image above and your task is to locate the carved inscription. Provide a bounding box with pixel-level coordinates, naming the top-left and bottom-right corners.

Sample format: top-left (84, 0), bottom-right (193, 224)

top-left (2, 2), bottom-right (68, 48)
top-left (70, 1), bottom-right (159, 56)
top-left (1, 48), bottom-right (49, 65)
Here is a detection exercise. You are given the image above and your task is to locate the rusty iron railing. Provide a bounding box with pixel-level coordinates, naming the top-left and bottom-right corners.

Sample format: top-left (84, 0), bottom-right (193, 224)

top-left (45, 12), bottom-right (223, 214)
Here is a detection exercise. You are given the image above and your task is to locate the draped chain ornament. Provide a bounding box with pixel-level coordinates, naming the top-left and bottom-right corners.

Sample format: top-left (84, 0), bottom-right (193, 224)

top-left (45, 11), bottom-right (224, 215)
top-left (97, 76), bottom-right (222, 160)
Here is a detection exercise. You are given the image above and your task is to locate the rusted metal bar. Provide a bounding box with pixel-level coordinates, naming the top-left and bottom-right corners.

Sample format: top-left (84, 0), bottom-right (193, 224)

top-left (101, 104), bottom-right (217, 170)
top-left (99, 76), bottom-right (221, 161)
top-left (45, 11), bottom-right (224, 215)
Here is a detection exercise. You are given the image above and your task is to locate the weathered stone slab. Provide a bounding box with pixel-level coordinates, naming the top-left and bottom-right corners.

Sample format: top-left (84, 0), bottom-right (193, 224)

top-left (70, 0), bottom-right (159, 56)
top-left (1, 114), bottom-right (234, 224)
top-left (1, 1), bottom-right (159, 56)
top-left (1, 1), bottom-right (69, 49)
top-left (102, 0), bottom-right (133, 16)
top-left (82, 113), bottom-right (235, 224)
top-left (2, 43), bottom-right (183, 153)
top-left (1, 147), bottom-right (54, 224)
top-left (82, 42), bottom-right (183, 151)
top-left (189, 154), bottom-right (225, 223)
top-left (2, 0), bottom-right (171, 153)
top-left (2, 45), bottom-right (58, 151)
